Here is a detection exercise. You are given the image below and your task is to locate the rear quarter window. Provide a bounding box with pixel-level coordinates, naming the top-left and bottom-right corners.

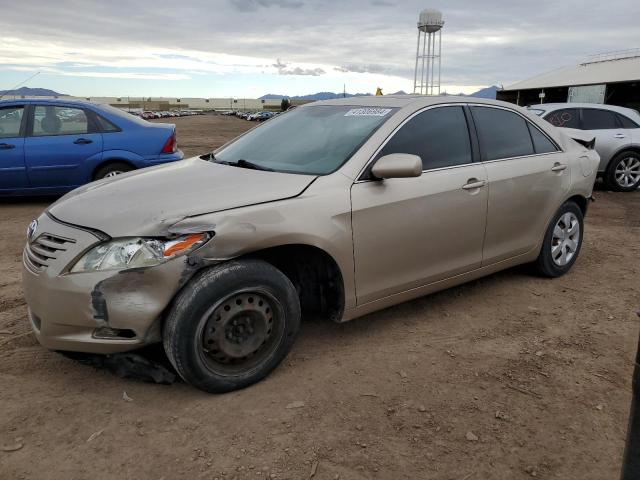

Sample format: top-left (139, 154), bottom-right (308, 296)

top-left (616, 113), bottom-right (640, 129)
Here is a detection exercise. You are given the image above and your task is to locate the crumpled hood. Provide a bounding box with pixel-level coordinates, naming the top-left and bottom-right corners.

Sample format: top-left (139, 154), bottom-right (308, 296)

top-left (48, 157), bottom-right (316, 237)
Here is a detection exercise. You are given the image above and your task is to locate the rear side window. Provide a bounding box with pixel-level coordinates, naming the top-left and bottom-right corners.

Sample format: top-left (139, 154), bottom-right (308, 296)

top-left (581, 108), bottom-right (618, 130)
top-left (0, 106), bottom-right (24, 138)
top-left (616, 113), bottom-right (640, 129)
top-left (377, 106), bottom-right (472, 170)
top-left (95, 114), bottom-right (120, 132)
top-left (32, 106), bottom-right (89, 136)
top-left (527, 123), bottom-right (558, 154)
top-left (471, 106), bottom-right (534, 161)
top-left (544, 108), bottom-right (579, 128)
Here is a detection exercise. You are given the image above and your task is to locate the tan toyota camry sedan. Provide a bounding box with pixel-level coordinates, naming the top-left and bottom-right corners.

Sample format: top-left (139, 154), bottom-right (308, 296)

top-left (22, 96), bottom-right (599, 393)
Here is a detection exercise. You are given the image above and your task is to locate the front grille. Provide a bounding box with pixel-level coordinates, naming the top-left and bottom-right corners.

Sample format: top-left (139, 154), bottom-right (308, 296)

top-left (24, 233), bottom-right (76, 273)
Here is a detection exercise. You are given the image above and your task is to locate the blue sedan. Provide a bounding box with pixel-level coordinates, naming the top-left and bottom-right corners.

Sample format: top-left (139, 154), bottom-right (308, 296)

top-left (0, 99), bottom-right (183, 195)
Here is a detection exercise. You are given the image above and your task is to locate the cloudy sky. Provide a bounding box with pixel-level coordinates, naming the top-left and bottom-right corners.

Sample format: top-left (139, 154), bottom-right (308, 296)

top-left (0, 0), bottom-right (638, 98)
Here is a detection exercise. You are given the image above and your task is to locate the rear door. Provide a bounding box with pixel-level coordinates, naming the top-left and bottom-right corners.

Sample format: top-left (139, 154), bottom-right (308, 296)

top-left (0, 104), bottom-right (28, 190)
top-left (472, 105), bottom-right (569, 264)
top-left (351, 105), bottom-right (488, 305)
top-left (579, 108), bottom-right (626, 171)
top-left (24, 104), bottom-right (102, 188)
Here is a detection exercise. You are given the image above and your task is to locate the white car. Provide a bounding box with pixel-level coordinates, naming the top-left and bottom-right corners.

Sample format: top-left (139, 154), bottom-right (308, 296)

top-left (528, 103), bottom-right (640, 191)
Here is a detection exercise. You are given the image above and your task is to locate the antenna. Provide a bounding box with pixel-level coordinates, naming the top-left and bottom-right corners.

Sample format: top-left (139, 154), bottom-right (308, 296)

top-left (0, 71), bottom-right (41, 100)
top-left (413, 9), bottom-right (444, 95)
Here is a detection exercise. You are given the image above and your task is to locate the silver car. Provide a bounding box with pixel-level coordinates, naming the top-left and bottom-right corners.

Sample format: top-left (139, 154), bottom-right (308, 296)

top-left (23, 96), bottom-right (599, 393)
top-left (528, 103), bottom-right (640, 191)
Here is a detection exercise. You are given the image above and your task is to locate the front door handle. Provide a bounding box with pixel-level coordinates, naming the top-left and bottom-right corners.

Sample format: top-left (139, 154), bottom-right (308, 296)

top-left (551, 163), bottom-right (567, 172)
top-left (73, 138), bottom-right (93, 145)
top-left (0, 143), bottom-right (15, 150)
top-left (614, 133), bottom-right (626, 139)
top-left (462, 179), bottom-right (487, 190)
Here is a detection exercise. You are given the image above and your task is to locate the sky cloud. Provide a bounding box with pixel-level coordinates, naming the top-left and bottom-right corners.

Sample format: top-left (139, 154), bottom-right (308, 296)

top-left (0, 0), bottom-right (637, 97)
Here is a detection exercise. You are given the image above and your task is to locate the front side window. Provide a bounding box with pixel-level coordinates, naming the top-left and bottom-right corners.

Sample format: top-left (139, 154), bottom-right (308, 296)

top-left (544, 108), bottom-right (580, 128)
top-left (0, 106), bottom-right (24, 139)
top-left (471, 106), bottom-right (534, 160)
top-left (214, 105), bottom-right (395, 175)
top-left (377, 106), bottom-right (472, 170)
top-left (32, 106), bottom-right (89, 136)
top-left (581, 108), bottom-right (618, 130)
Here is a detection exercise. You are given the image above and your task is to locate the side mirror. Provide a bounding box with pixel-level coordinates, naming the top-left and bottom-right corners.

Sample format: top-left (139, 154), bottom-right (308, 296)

top-left (371, 154), bottom-right (422, 180)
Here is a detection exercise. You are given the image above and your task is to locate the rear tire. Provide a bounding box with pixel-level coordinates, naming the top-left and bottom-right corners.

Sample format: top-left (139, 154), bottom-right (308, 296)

top-left (94, 162), bottom-right (133, 180)
top-left (534, 201), bottom-right (584, 277)
top-left (163, 260), bottom-right (301, 393)
top-left (604, 151), bottom-right (640, 192)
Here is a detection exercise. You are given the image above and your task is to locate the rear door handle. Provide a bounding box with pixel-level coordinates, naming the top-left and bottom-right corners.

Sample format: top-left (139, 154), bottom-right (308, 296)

top-left (73, 138), bottom-right (93, 145)
top-left (0, 143), bottom-right (15, 149)
top-left (551, 163), bottom-right (567, 172)
top-left (614, 133), bottom-right (626, 139)
top-left (462, 179), bottom-right (486, 190)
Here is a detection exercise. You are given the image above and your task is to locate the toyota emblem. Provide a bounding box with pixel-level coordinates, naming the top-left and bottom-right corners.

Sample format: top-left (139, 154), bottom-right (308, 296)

top-left (27, 219), bottom-right (38, 241)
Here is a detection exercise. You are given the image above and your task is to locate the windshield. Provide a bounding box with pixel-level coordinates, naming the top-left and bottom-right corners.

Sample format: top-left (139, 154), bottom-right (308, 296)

top-left (213, 105), bottom-right (396, 175)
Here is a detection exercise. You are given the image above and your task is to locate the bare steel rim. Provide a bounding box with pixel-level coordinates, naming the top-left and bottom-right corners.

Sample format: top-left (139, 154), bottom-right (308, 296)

top-left (196, 289), bottom-right (285, 376)
top-left (104, 171), bottom-right (124, 178)
top-left (551, 212), bottom-right (580, 267)
top-left (614, 155), bottom-right (640, 188)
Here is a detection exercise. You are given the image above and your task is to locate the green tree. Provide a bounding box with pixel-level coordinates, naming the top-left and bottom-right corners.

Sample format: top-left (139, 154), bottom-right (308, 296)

top-left (281, 98), bottom-right (291, 111)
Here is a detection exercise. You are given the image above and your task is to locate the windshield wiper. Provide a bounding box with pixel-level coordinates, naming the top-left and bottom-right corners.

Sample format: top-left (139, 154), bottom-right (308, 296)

top-left (218, 159), bottom-right (274, 172)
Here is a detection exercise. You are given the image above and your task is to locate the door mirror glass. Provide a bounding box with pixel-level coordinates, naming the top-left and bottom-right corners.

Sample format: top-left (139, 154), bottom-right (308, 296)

top-left (371, 154), bottom-right (422, 179)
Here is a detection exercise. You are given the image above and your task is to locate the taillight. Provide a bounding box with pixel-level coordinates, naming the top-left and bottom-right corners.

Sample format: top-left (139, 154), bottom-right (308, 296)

top-left (161, 130), bottom-right (177, 154)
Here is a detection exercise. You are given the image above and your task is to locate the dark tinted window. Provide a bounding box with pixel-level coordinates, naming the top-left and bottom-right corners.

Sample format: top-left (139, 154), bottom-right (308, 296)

top-left (377, 106), bottom-right (471, 170)
top-left (581, 108), bottom-right (618, 130)
top-left (95, 114), bottom-right (120, 132)
top-left (616, 113), bottom-right (639, 129)
top-left (472, 106), bottom-right (534, 160)
top-left (544, 108), bottom-right (579, 128)
top-left (0, 106), bottom-right (24, 138)
top-left (527, 123), bottom-right (558, 154)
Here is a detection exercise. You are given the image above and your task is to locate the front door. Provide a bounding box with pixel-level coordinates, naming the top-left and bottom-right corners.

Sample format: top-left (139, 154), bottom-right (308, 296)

top-left (25, 104), bottom-right (102, 189)
top-left (0, 105), bottom-right (28, 191)
top-left (351, 105), bottom-right (488, 305)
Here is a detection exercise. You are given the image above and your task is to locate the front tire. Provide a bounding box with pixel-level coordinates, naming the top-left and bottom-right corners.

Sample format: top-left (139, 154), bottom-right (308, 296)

top-left (604, 151), bottom-right (640, 192)
top-left (163, 260), bottom-right (301, 393)
top-left (534, 201), bottom-right (584, 277)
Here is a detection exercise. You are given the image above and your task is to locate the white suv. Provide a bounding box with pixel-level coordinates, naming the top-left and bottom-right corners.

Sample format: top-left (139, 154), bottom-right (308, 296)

top-left (529, 103), bottom-right (640, 191)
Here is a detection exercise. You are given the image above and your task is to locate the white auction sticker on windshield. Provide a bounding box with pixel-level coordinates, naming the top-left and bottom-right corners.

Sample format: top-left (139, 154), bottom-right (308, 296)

top-left (344, 108), bottom-right (392, 117)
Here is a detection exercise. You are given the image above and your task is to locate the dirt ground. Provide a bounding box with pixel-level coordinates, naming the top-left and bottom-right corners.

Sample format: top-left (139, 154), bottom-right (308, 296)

top-left (1, 115), bottom-right (639, 480)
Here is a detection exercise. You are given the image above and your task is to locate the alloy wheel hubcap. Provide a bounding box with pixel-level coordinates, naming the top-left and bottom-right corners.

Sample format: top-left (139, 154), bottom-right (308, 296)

top-left (551, 212), bottom-right (580, 266)
top-left (104, 171), bottom-right (124, 178)
top-left (201, 292), bottom-right (276, 368)
top-left (615, 156), bottom-right (640, 188)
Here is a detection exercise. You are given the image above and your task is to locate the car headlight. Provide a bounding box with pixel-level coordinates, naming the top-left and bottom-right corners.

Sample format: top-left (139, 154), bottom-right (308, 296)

top-left (70, 233), bottom-right (209, 273)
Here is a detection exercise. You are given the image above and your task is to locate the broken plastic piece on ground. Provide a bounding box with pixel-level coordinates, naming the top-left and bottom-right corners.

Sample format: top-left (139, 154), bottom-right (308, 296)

top-left (61, 348), bottom-right (177, 385)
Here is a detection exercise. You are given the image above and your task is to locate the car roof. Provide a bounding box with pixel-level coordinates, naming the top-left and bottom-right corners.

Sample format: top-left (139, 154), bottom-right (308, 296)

top-left (307, 95), bottom-right (525, 110)
top-left (0, 98), bottom-right (101, 109)
top-left (527, 102), bottom-right (638, 116)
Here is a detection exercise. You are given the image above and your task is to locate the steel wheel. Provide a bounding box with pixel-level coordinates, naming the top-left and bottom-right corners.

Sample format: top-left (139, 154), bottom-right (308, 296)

top-left (197, 289), bottom-right (284, 376)
top-left (551, 212), bottom-right (580, 266)
top-left (614, 155), bottom-right (640, 188)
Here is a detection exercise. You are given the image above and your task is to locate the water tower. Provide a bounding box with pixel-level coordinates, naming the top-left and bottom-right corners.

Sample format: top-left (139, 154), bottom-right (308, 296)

top-left (413, 9), bottom-right (444, 95)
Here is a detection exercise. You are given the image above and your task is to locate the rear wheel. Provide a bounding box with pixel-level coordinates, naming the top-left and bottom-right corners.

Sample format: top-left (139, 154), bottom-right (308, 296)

top-left (534, 201), bottom-right (584, 277)
top-left (163, 260), bottom-right (301, 393)
top-left (94, 161), bottom-right (133, 180)
top-left (604, 151), bottom-right (640, 191)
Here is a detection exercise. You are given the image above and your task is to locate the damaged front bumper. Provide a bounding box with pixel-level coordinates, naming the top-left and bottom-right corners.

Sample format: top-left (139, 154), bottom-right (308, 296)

top-left (22, 212), bottom-right (191, 354)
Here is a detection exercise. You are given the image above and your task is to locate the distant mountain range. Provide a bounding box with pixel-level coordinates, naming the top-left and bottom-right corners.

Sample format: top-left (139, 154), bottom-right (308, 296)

top-left (260, 86), bottom-right (498, 101)
top-left (0, 87), bottom-right (67, 97)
